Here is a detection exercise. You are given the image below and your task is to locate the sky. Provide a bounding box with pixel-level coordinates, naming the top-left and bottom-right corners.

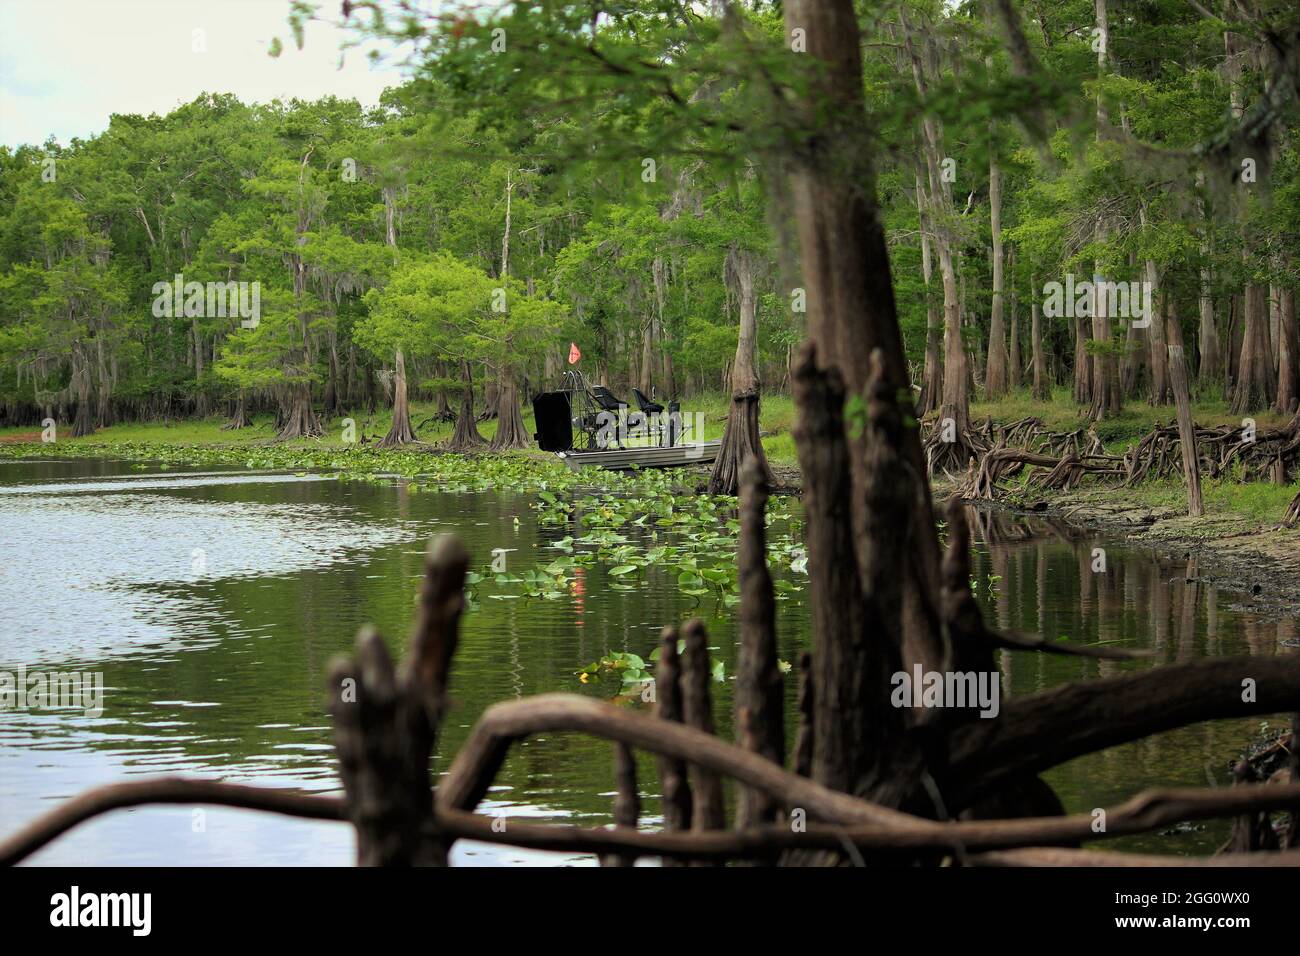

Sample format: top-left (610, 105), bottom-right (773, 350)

top-left (0, 0), bottom-right (409, 149)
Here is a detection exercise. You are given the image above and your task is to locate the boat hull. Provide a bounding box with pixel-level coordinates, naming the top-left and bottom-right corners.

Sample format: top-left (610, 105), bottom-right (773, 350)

top-left (556, 441), bottom-right (721, 471)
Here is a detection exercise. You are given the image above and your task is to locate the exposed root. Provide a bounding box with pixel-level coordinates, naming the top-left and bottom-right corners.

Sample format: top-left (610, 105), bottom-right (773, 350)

top-left (937, 412), bottom-right (1300, 520)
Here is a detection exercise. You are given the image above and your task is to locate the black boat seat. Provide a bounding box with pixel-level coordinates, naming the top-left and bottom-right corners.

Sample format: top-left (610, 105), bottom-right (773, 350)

top-left (632, 388), bottom-right (664, 415)
top-left (589, 384), bottom-right (626, 413)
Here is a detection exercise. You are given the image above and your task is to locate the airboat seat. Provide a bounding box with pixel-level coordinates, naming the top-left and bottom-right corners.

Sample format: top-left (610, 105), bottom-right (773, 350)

top-left (589, 384), bottom-right (627, 413)
top-left (632, 388), bottom-right (664, 416)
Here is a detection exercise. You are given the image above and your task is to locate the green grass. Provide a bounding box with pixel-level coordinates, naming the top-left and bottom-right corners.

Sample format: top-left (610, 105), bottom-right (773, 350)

top-left (1, 386), bottom-right (1284, 487)
top-left (0, 392), bottom-right (805, 466)
top-left (1104, 475), bottom-right (1300, 527)
top-left (687, 391), bottom-right (798, 466)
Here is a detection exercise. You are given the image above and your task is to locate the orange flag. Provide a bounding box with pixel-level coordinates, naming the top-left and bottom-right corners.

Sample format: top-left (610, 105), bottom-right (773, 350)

top-left (568, 342), bottom-right (581, 364)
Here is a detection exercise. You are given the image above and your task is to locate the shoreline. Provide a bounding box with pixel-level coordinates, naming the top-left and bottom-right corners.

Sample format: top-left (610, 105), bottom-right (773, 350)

top-left (936, 480), bottom-right (1300, 618)
top-left (6, 438), bottom-right (1298, 617)
top-left (773, 460), bottom-right (1300, 617)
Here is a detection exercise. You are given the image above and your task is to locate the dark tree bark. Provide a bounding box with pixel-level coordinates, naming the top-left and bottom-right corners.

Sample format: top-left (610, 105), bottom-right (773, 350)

top-left (599, 743), bottom-right (640, 867)
top-left (1087, 250), bottom-right (1123, 419)
top-left (785, 0), bottom-right (945, 684)
top-left (71, 347), bottom-right (94, 438)
top-left (1073, 314), bottom-right (1092, 406)
top-left (681, 619), bottom-right (725, 839)
top-left (734, 459), bottom-right (784, 831)
top-left (1008, 246), bottom-right (1022, 390)
top-left (915, 166), bottom-right (942, 414)
top-left (328, 536), bottom-right (468, 866)
top-left (653, 625), bottom-right (692, 864)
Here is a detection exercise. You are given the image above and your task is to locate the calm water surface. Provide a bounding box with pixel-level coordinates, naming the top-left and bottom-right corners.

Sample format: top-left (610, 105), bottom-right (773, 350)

top-left (1, 456), bottom-right (1296, 864)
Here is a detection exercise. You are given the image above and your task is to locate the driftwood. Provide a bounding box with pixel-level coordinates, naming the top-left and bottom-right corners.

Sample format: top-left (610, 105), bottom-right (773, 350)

top-left (1286, 488), bottom-right (1300, 527)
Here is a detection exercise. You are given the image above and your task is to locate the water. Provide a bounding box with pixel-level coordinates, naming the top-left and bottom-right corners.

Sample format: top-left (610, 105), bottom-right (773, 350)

top-left (1, 456), bottom-right (1295, 865)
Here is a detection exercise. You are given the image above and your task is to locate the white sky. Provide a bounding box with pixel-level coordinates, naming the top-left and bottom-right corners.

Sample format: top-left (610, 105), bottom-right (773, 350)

top-left (0, 0), bottom-right (409, 149)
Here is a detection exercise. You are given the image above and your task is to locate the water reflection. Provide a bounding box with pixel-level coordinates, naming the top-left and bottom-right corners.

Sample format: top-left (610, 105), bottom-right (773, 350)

top-left (0, 457), bottom-right (1294, 864)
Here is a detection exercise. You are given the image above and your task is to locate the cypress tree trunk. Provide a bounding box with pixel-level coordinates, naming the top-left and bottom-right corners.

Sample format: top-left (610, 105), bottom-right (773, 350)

top-left (1088, 246), bottom-right (1123, 419)
top-left (222, 390), bottom-right (250, 430)
top-left (1031, 273), bottom-right (1051, 400)
top-left (785, 0), bottom-right (946, 786)
top-left (380, 349), bottom-right (417, 447)
top-left (1165, 300), bottom-right (1204, 517)
top-left (448, 359), bottom-right (486, 450)
top-left (1073, 314), bottom-right (1092, 405)
top-left (1197, 185), bottom-right (1222, 390)
top-left (96, 335), bottom-right (115, 427)
top-left (639, 318), bottom-right (654, 395)
top-left (1274, 287), bottom-right (1298, 414)
top-left (191, 317), bottom-right (208, 419)
top-left (71, 346), bottom-right (94, 438)
top-left (277, 374), bottom-right (323, 440)
top-left (708, 247), bottom-right (770, 496)
top-left (1008, 246), bottom-right (1022, 390)
top-left (904, 16), bottom-right (968, 453)
top-left (985, 147), bottom-right (1008, 398)
top-left (916, 167), bottom-right (942, 414)
top-left (1232, 281), bottom-right (1276, 413)
top-left (1140, 244), bottom-right (1170, 405)
top-left (489, 371), bottom-right (531, 450)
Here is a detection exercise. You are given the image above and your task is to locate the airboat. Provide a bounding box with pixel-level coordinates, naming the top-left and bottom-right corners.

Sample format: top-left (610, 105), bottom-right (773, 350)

top-left (531, 369), bottom-right (720, 471)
